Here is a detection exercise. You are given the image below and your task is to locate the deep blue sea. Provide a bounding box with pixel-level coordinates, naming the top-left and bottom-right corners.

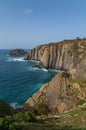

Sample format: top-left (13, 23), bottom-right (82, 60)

top-left (0, 50), bottom-right (57, 108)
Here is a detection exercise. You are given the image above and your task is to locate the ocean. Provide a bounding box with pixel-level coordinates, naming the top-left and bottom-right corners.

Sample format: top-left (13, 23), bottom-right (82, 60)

top-left (0, 49), bottom-right (57, 108)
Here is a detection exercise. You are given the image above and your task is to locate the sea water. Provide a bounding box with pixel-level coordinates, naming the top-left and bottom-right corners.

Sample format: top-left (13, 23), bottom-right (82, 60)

top-left (0, 49), bottom-right (58, 108)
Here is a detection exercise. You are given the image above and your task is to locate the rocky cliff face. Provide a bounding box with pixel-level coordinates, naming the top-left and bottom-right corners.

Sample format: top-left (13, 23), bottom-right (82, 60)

top-left (23, 39), bottom-right (86, 115)
top-left (25, 39), bottom-right (86, 79)
top-left (23, 72), bottom-right (86, 115)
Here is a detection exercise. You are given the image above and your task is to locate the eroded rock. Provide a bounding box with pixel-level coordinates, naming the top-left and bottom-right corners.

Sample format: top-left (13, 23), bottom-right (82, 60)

top-left (10, 49), bottom-right (26, 55)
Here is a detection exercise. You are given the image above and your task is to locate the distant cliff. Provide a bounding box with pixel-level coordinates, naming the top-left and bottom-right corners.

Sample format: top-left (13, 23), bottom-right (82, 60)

top-left (25, 39), bottom-right (86, 80)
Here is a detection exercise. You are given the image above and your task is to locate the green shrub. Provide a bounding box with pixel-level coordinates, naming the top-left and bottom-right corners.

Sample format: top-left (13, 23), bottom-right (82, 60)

top-left (9, 124), bottom-right (22, 130)
top-left (0, 117), bottom-right (10, 130)
top-left (67, 84), bottom-right (71, 88)
top-left (61, 72), bottom-right (71, 79)
top-left (34, 102), bottom-right (49, 115)
top-left (25, 111), bottom-right (36, 122)
top-left (77, 99), bottom-right (86, 106)
top-left (13, 112), bottom-right (24, 122)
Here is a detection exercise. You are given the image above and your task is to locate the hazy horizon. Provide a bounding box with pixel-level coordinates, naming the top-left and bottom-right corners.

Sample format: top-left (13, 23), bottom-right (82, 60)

top-left (0, 0), bottom-right (86, 49)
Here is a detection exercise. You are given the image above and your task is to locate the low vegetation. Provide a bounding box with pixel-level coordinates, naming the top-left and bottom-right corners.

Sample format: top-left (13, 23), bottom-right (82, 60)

top-left (61, 72), bottom-right (71, 79)
top-left (34, 101), bottom-right (49, 115)
top-left (0, 77), bottom-right (86, 130)
top-left (77, 99), bottom-right (86, 106)
top-left (0, 103), bottom-right (86, 130)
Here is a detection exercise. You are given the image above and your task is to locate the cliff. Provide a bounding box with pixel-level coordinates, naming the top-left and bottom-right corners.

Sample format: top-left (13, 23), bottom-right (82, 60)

top-left (25, 39), bottom-right (86, 80)
top-left (24, 39), bottom-right (86, 115)
top-left (23, 72), bottom-right (86, 115)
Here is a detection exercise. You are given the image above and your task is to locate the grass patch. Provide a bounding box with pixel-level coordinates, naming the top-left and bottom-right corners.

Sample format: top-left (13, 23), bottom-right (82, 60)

top-left (61, 72), bottom-right (71, 79)
top-left (34, 101), bottom-right (49, 115)
top-left (0, 106), bottom-right (86, 130)
top-left (71, 79), bottom-right (86, 84)
top-left (77, 99), bottom-right (86, 106)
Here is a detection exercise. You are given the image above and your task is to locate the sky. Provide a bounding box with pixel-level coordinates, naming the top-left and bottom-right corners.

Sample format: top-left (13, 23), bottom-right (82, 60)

top-left (0, 0), bottom-right (86, 49)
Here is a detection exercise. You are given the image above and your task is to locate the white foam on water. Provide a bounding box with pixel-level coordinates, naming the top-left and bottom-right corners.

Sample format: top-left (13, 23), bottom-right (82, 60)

top-left (42, 68), bottom-right (48, 72)
top-left (49, 69), bottom-right (60, 72)
top-left (28, 67), bottom-right (40, 71)
top-left (10, 102), bottom-right (22, 109)
top-left (29, 60), bottom-right (40, 63)
top-left (7, 57), bottom-right (25, 62)
top-left (28, 67), bottom-right (48, 72)
top-left (12, 57), bottom-right (24, 61)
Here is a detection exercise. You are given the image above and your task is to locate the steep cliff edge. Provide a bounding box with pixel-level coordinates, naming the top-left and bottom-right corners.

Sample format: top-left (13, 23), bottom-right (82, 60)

top-left (24, 39), bottom-right (86, 115)
top-left (25, 39), bottom-right (86, 79)
top-left (23, 72), bottom-right (86, 115)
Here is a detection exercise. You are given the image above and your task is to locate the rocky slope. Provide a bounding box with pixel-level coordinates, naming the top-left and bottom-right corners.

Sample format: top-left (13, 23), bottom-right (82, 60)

top-left (24, 39), bottom-right (86, 115)
top-left (23, 72), bottom-right (86, 115)
top-left (25, 39), bottom-right (86, 79)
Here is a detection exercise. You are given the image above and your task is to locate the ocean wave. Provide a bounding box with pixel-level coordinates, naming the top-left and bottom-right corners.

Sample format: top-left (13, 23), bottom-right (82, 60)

top-left (49, 69), bottom-right (60, 72)
top-left (10, 102), bottom-right (22, 109)
top-left (28, 67), bottom-right (48, 72)
top-left (6, 57), bottom-right (25, 62)
top-left (42, 68), bottom-right (48, 71)
top-left (29, 60), bottom-right (40, 63)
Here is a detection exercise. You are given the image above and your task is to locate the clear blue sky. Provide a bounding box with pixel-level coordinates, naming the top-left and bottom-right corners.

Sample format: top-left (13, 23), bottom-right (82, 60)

top-left (0, 0), bottom-right (86, 49)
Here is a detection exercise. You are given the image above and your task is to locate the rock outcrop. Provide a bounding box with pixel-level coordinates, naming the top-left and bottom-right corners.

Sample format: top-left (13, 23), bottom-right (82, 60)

top-left (25, 39), bottom-right (86, 80)
top-left (10, 49), bottom-right (26, 55)
top-left (23, 72), bottom-right (86, 114)
top-left (23, 38), bottom-right (86, 115)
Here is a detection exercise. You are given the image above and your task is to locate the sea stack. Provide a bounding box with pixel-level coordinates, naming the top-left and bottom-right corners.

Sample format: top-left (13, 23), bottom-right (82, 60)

top-left (10, 49), bottom-right (26, 55)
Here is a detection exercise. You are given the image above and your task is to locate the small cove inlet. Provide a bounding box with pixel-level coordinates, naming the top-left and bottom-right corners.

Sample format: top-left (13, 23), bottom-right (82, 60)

top-left (0, 50), bottom-right (58, 108)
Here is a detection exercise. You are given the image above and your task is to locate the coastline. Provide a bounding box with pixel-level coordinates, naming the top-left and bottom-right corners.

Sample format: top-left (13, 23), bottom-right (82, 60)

top-left (23, 38), bottom-right (86, 115)
top-left (0, 39), bottom-right (86, 130)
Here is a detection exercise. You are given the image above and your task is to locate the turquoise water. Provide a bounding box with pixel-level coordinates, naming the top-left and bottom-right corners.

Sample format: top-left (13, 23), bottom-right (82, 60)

top-left (0, 50), bottom-right (57, 108)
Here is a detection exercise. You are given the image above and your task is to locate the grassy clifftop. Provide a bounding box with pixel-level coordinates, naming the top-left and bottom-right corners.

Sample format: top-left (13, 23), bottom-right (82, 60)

top-left (0, 100), bottom-right (86, 130)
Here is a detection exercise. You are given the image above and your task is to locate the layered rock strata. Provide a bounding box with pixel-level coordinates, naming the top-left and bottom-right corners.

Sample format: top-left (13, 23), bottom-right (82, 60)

top-left (24, 72), bottom-right (86, 114)
top-left (25, 39), bottom-right (86, 79)
top-left (24, 39), bottom-right (86, 115)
